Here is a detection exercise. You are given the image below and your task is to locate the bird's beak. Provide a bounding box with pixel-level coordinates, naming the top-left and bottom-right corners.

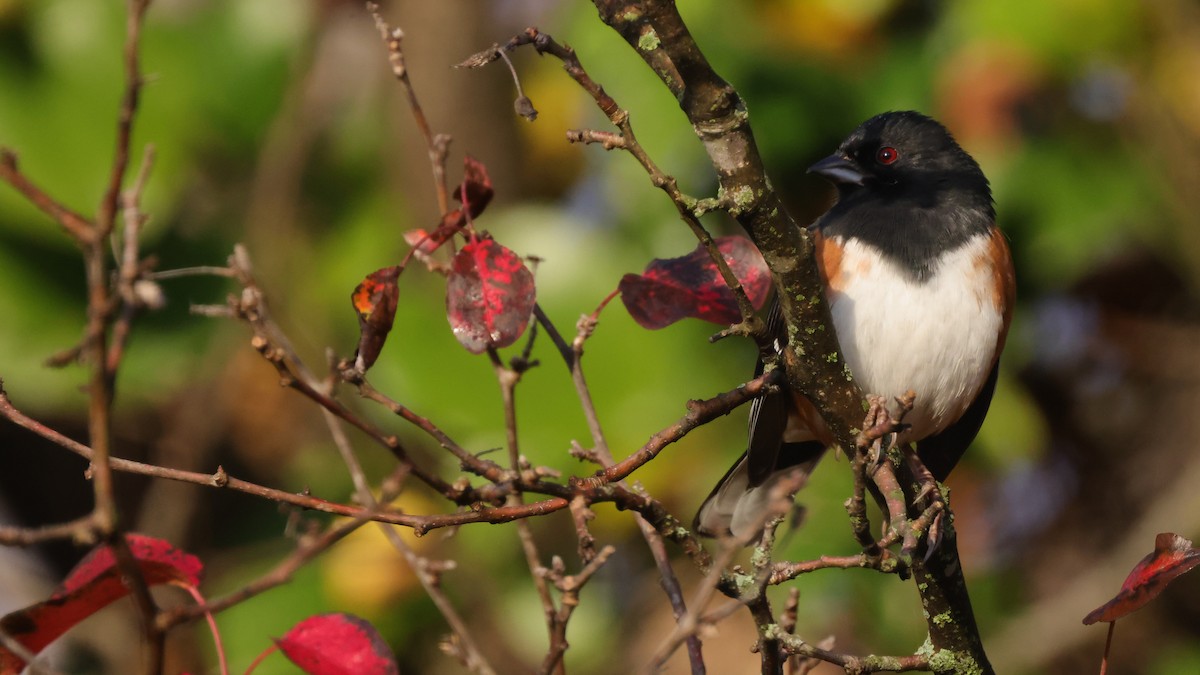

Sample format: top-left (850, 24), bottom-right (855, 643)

top-left (807, 154), bottom-right (865, 186)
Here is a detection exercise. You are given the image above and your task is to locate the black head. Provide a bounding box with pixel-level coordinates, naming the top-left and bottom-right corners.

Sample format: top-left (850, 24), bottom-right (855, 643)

top-left (808, 111), bottom-right (995, 278)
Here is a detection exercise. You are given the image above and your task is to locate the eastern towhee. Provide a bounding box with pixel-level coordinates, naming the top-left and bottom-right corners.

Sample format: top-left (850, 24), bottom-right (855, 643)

top-left (696, 111), bottom-right (1016, 539)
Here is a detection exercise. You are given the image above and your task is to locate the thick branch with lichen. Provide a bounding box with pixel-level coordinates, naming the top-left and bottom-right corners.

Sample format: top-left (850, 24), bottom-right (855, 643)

top-left (590, 1), bottom-right (993, 672)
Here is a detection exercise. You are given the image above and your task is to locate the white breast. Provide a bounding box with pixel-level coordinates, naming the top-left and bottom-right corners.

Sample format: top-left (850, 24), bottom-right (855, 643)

top-left (829, 234), bottom-right (1003, 440)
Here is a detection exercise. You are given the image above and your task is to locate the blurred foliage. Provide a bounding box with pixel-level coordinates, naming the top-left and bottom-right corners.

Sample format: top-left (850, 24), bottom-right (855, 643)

top-left (2, 0), bottom-right (1200, 673)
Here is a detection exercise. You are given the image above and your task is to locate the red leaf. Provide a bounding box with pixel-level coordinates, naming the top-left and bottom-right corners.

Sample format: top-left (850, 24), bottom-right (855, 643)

top-left (351, 266), bottom-right (401, 372)
top-left (0, 534), bottom-right (203, 674)
top-left (1083, 532), bottom-right (1200, 625)
top-left (446, 239), bottom-right (536, 354)
top-left (416, 156), bottom-right (497, 257)
top-left (276, 613), bottom-right (398, 675)
top-left (619, 236), bottom-right (771, 329)
top-left (455, 155), bottom-right (493, 219)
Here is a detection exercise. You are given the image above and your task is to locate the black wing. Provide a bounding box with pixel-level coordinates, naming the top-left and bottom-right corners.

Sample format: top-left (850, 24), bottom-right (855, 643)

top-left (746, 299), bottom-right (786, 486)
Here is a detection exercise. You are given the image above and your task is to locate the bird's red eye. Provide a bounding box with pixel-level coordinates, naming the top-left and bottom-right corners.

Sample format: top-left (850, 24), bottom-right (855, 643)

top-left (876, 146), bottom-right (899, 165)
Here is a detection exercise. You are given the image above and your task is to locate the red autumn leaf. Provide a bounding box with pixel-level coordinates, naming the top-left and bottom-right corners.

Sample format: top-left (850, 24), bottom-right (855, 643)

top-left (351, 266), bottom-right (401, 372)
top-left (418, 156), bottom-right (496, 256)
top-left (1083, 532), bottom-right (1200, 625)
top-left (446, 238), bottom-right (536, 354)
top-left (276, 613), bottom-right (398, 675)
top-left (619, 235), bottom-right (771, 330)
top-left (455, 154), bottom-right (493, 219)
top-left (0, 534), bottom-right (203, 674)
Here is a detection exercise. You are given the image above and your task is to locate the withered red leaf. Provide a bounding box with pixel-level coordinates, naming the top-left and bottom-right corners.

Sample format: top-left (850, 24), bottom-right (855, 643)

top-left (619, 235), bottom-right (771, 330)
top-left (0, 534), bottom-right (203, 674)
top-left (1083, 532), bottom-right (1200, 625)
top-left (417, 156), bottom-right (497, 256)
top-left (446, 239), bottom-right (535, 354)
top-left (276, 613), bottom-right (399, 675)
top-left (351, 266), bottom-right (401, 372)
top-left (456, 155), bottom-right (493, 219)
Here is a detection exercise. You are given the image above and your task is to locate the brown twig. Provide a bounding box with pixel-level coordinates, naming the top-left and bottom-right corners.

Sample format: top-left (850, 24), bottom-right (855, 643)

top-left (347, 377), bottom-right (509, 485)
top-left (106, 144), bottom-right (157, 377)
top-left (220, 246), bottom-right (480, 503)
top-left (790, 636), bottom-right (836, 675)
top-left (0, 515), bottom-right (99, 547)
top-left (157, 508), bottom-right (375, 631)
top-left (0, 150), bottom-right (95, 244)
top-left (764, 625), bottom-right (930, 673)
top-left (316, 375), bottom-right (497, 675)
top-left (0, 383), bottom-right (500, 530)
top-left (539, 546), bottom-right (616, 675)
top-left (97, 0), bottom-right (151, 238)
top-left (460, 28), bottom-right (763, 341)
top-left (540, 297), bottom-right (706, 673)
top-left (769, 554), bottom-right (882, 585)
top-left (582, 4), bottom-right (996, 670)
top-left (641, 540), bottom-right (743, 673)
top-left (367, 2), bottom-right (452, 215)
top-left (488, 352), bottom-right (561, 675)
top-left (586, 369), bottom-right (778, 486)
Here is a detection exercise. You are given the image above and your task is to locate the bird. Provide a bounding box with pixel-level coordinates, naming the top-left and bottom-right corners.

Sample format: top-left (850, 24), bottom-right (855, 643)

top-left (695, 111), bottom-right (1016, 539)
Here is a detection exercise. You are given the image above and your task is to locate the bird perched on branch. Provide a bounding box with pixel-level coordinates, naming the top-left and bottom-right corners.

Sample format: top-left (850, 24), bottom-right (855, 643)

top-left (696, 111), bottom-right (1016, 539)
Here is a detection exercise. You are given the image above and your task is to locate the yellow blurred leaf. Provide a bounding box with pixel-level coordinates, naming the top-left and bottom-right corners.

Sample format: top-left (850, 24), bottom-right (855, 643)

top-left (320, 492), bottom-right (437, 617)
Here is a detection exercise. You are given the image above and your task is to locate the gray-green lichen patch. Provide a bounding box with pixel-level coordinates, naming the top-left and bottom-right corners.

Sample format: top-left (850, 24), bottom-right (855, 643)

top-left (638, 28), bottom-right (660, 51)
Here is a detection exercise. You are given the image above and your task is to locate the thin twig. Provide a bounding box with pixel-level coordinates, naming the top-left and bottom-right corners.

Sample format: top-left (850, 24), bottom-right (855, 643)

top-left (540, 303), bottom-right (705, 673)
top-left (317, 381), bottom-right (498, 675)
top-left (460, 29), bottom-right (762, 339)
top-left (0, 150), bottom-right (95, 244)
top-left (147, 265), bottom-right (236, 280)
top-left (106, 144), bottom-right (157, 377)
top-left (539, 546), bottom-right (617, 675)
top-left (489, 352), bottom-right (561, 675)
top-left (641, 541), bottom-right (743, 673)
top-left (367, 2), bottom-right (452, 215)
top-left (0, 515), bottom-right (99, 547)
top-left (348, 378), bottom-right (508, 484)
top-left (157, 510), bottom-right (376, 630)
top-left (0, 383), bottom-right (501, 530)
top-left (765, 625), bottom-right (930, 673)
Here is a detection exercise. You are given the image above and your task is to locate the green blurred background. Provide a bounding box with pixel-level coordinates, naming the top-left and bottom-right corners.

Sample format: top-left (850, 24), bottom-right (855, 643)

top-left (2, 0), bottom-right (1200, 673)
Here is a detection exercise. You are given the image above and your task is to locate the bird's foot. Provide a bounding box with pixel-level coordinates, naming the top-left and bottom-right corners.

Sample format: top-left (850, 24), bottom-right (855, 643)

top-left (903, 447), bottom-right (947, 560)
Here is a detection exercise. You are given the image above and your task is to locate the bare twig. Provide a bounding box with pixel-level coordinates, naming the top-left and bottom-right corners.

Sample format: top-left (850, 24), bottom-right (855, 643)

top-left (461, 28), bottom-right (763, 341)
top-left (148, 265), bottom-right (235, 280)
top-left (157, 509), bottom-right (376, 630)
top-left (537, 304), bottom-right (706, 673)
top-left (488, 352), bottom-right (561, 675)
top-left (0, 383), bottom-right (494, 530)
top-left (220, 247), bottom-right (481, 503)
top-left (0, 150), bottom-right (95, 244)
top-left (106, 144), bottom-right (157, 377)
top-left (585, 369), bottom-right (778, 487)
top-left (97, 0), bottom-right (151, 238)
top-left (367, 2), bottom-right (452, 215)
top-left (765, 625), bottom-right (930, 673)
top-left (316, 374), bottom-right (497, 675)
top-left (539, 546), bottom-right (616, 675)
top-left (0, 515), bottom-right (98, 547)
top-left (769, 554), bottom-right (881, 585)
top-left (347, 378), bottom-right (508, 485)
top-left (641, 541), bottom-right (743, 673)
